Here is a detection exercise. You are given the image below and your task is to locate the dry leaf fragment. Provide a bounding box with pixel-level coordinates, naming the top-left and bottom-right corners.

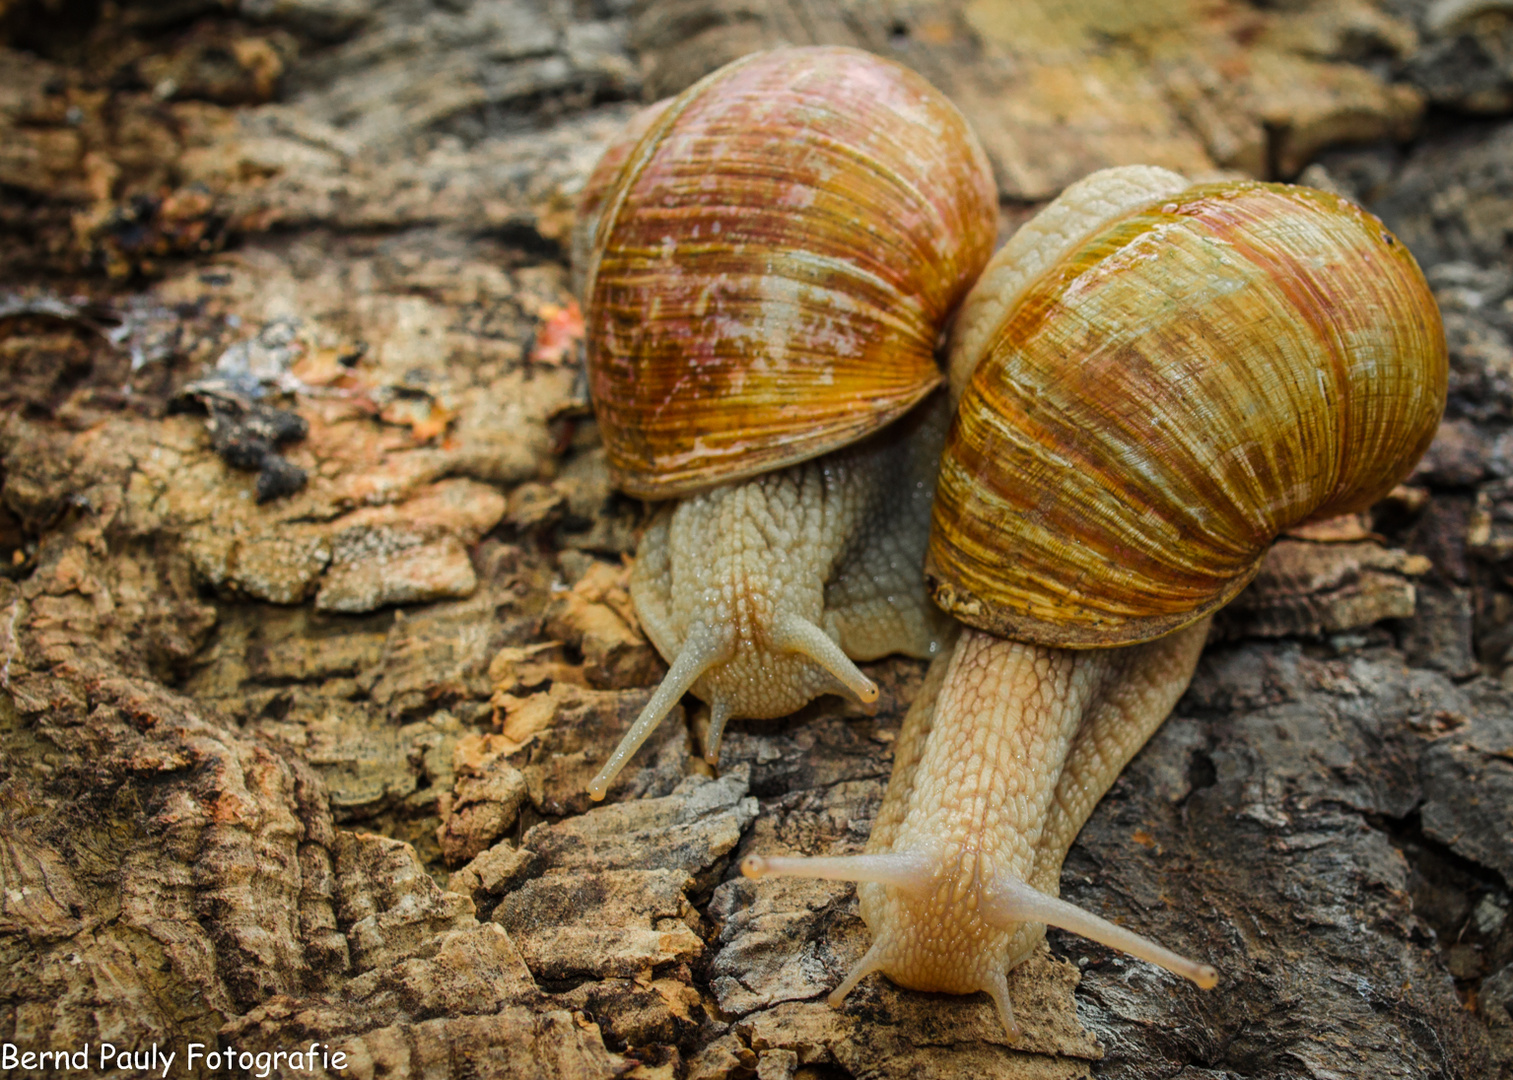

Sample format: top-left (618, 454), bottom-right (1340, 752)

top-left (530, 300), bottom-right (584, 366)
top-left (543, 561), bottom-right (661, 689)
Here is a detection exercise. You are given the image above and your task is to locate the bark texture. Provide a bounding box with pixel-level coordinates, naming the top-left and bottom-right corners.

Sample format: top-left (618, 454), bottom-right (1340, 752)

top-left (0, 1), bottom-right (1510, 1077)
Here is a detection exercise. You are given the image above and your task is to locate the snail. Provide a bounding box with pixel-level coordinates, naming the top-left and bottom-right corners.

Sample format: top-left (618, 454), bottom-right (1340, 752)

top-left (743, 165), bottom-right (1448, 1037)
top-left (578, 46), bottom-right (999, 800)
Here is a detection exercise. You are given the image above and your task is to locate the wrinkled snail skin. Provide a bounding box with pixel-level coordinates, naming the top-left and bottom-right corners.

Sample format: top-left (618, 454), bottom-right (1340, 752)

top-left (579, 46), bottom-right (998, 800)
top-left (590, 395), bottom-right (957, 798)
top-left (749, 619), bottom-right (1213, 1036)
top-left (744, 165), bottom-right (1448, 1036)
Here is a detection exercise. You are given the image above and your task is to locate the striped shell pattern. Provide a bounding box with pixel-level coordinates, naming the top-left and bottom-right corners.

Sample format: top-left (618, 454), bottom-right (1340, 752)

top-left (928, 169), bottom-right (1448, 648)
top-left (583, 46), bottom-right (999, 498)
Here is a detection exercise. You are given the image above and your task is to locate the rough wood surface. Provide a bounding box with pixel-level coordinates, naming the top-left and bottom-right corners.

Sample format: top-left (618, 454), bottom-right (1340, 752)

top-left (0, 1), bottom-right (1510, 1077)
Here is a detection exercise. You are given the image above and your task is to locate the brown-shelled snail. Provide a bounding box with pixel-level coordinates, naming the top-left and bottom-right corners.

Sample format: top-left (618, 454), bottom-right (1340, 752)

top-left (577, 46), bottom-right (999, 800)
top-left (743, 165), bottom-right (1448, 1036)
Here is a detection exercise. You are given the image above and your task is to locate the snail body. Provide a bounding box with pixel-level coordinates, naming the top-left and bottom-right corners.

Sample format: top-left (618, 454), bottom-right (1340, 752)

top-left (580, 47), bottom-right (998, 799)
top-left (745, 166), bottom-right (1448, 1036)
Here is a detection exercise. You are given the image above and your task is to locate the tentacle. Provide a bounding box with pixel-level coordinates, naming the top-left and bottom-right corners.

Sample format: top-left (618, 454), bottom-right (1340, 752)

top-left (588, 620), bottom-right (730, 800)
top-left (772, 613), bottom-right (879, 704)
top-left (980, 870), bottom-right (1218, 989)
top-left (828, 939), bottom-right (887, 1009)
top-left (703, 699), bottom-right (733, 764)
top-left (981, 970), bottom-right (1021, 1041)
top-left (741, 850), bottom-right (936, 894)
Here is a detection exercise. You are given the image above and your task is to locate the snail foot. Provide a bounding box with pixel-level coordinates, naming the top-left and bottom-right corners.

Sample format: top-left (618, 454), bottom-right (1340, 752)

top-left (588, 620), bottom-right (731, 800)
top-left (980, 870), bottom-right (1219, 990)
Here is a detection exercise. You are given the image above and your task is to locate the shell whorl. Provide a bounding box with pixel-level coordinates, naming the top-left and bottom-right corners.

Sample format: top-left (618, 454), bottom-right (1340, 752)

top-left (584, 46), bottom-right (999, 498)
top-left (927, 172), bottom-right (1448, 648)
top-left (571, 99), bottom-right (672, 301)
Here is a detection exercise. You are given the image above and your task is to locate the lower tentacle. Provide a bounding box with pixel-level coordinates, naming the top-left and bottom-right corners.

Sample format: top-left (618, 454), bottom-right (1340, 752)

top-left (829, 939), bottom-right (887, 1009)
top-left (981, 971), bottom-right (1020, 1040)
top-left (703, 699), bottom-right (734, 764)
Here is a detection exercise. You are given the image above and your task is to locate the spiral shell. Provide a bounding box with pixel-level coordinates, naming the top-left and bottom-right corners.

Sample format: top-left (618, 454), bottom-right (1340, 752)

top-left (927, 170), bottom-right (1448, 648)
top-left (584, 46), bottom-right (999, 498)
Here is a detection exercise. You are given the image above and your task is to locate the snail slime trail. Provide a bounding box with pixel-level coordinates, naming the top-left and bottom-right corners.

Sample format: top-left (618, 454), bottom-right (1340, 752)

top-left (577, 46), bottom-right (998, 799)
top-left (744, 165), bottom-right (1448, 1037)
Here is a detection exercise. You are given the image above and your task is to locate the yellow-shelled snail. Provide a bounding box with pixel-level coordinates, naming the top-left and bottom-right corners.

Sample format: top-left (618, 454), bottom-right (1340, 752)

top-left (578, 46), bottom-right (999, 799)
top-left (744, 165), bottom-right (1449, 1037)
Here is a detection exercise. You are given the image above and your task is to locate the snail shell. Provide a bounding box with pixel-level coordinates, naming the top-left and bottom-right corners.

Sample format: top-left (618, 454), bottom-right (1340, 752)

top-left (927, 169), bottom-right (1448, 648)
top-left (570, 99), bottom-right (671, 301)
top-left (584, 45), bottom-right (999, 498)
